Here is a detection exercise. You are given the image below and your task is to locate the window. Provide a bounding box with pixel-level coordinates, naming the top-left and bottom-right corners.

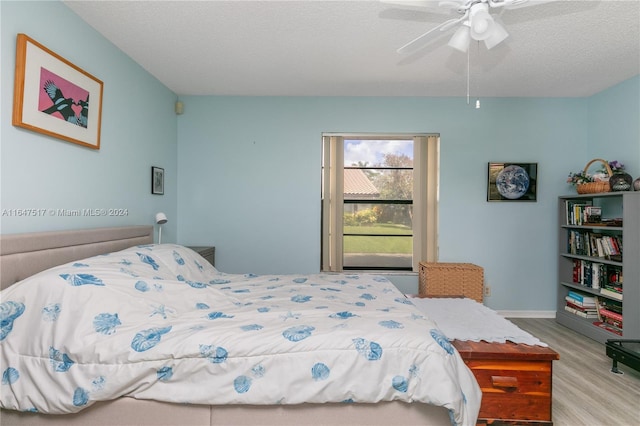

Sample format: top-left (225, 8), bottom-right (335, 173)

top-left (322, 134), bottom-right (439, 272)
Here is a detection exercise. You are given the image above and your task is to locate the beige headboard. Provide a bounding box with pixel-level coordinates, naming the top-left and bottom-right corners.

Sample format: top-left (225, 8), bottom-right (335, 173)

top-left (0, 225), bottom-right (153, 290)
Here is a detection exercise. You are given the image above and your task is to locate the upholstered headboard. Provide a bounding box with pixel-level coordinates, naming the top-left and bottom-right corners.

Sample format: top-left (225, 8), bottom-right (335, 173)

top-left (0, 226), bottom-right (153, 290)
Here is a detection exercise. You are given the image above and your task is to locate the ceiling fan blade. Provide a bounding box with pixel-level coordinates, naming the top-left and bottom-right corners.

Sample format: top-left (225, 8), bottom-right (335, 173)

top-left (489, 0), bottom-right (558, 10)
top-left (440, 13), bottom-right (468, 31)
top-left (438, 1), bottom-right (469, 10)
top-left (397, 15), bottom-right (467, 54)
top-left (379, 0), bottom-right (441, 9)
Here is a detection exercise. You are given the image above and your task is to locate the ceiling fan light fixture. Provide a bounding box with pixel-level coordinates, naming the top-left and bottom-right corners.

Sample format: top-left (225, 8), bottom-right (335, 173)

top-left (484, 19), bottom-right (509, 49)
top-left (448, 23), bottom-right (471, 52)
top-left (469, 3), bottom-right (494, 41)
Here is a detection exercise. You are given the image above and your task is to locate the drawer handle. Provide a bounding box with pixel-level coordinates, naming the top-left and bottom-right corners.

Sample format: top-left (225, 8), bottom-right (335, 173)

top-left (491, 375), bottom-right (518, 390)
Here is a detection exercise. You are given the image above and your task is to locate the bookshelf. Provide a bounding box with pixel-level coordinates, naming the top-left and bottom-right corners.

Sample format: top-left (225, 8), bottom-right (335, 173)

top-left (557, 192), bottom-right (640, 344)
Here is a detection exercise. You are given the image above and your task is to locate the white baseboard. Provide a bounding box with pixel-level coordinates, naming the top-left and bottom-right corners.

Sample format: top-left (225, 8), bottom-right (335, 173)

top-left (498, 310), bottom-right (556, 319)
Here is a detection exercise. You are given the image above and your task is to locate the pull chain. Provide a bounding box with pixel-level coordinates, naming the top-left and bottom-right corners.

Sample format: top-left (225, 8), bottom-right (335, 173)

top-left (475, 41), bottom-right (481, 109)
top-left (466, 44), bottom-right (470, 105)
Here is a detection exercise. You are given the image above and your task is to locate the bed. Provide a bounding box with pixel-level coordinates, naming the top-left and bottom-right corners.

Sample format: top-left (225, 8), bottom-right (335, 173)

top-left (0, 226), bottom-right (480, 426)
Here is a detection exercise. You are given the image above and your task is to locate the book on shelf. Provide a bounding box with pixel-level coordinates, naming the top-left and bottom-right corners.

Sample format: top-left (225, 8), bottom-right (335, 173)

top-left (602, 218), bottom-right (623, 227)
top-left (584, 206), bottom-right (602, 223)
top-left (565, 300), bottom-right (597, 318)
top-left (588, 234), bottom-right (599, 257)
top-left (564, 297), bottom-right (599, 318)
top-left (572, 259), bottom-right (579, 283)
top-left (591, 262), bottom-right (602, 289)
top-left (602, 316), bottom-right (623, 329)
top-left (593, 297), bottom-right (602, 322)
top-left (600, 287), bottom-right (623, 301)
top-left (598, 297), bottom-right (622, 313)
top-left (565, 298), bottom-right (597, 312)
top-left (602, 235), bottom-right (622, 256)
top-left (593, 321), bottom-right (623, 336)
top-left (600, 268), bottom-right (623, 300)
top-left (599, 308), bottom-right (623, 323)
top-left (564, 305), bottom-right (599, 318)
top-left (567, 290), bottom-right (596, 305)
top-left (607, 268), bottom-right (623, 285)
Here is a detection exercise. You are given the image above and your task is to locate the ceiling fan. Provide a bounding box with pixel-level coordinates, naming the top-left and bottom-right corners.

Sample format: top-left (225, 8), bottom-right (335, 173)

top-left (385, 0), bottom-right (556, 54)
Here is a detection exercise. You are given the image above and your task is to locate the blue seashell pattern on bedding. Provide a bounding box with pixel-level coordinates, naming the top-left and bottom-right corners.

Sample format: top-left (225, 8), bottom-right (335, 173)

top-left (0, 244), bottom-right (480, 425)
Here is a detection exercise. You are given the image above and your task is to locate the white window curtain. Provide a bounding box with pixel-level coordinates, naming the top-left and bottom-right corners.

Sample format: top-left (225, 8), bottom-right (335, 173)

top-left (412, 135), bottom-right (439, 270)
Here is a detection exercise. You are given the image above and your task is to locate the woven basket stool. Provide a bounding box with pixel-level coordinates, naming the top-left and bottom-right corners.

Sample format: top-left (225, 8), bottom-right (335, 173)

top-left (418, 262), bottom-right (484, 303)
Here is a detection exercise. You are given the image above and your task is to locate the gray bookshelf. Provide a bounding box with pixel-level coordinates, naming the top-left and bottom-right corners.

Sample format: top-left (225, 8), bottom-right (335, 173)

top-left (557, 192), bottom-right (640, 344)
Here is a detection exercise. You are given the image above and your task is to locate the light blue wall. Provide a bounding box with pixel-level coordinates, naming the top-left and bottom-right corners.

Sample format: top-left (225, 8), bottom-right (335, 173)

top-left (177, 95), bottom-right (592, 311)
top-left (2, 1), bottom-right (637, 313)
top-left (0, 1), bottom-right (178, 242)
top-left (587, 76), bottom-right (640, 173)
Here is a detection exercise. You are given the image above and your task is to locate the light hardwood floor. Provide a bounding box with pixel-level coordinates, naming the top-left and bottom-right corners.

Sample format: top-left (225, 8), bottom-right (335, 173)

top-left (508, 318), bottom-right (640, 426)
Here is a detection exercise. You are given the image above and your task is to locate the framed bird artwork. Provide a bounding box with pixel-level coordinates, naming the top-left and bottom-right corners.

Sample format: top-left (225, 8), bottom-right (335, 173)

top-left (12, 33), bottom-right (103, 149)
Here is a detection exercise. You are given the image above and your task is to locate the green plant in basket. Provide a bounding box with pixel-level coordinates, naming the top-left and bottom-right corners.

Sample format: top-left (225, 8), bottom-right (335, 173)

top-left (566, 171), bottom-right (594, 186)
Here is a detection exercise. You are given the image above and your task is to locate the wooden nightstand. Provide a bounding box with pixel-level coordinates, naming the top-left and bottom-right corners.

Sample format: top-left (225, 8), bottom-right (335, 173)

top-left (187, 246), bottom-right (215, 266)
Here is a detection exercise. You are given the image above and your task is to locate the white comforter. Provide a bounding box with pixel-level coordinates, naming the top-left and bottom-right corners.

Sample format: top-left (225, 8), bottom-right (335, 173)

top-left (1, 244), bottom-right (480, 425)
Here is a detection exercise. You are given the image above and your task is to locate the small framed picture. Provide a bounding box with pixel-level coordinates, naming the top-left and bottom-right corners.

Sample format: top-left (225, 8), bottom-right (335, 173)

top-left (151, 166), bottom-right (164, 195)
top-left (487, 162), bottom-right (537, 202)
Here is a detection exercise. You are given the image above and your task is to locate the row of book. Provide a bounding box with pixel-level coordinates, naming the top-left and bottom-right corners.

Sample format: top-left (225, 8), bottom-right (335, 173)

top-left (563, 290), bottom-right (624, 336)
top-left (567, 230), bottom-right (622, 261)
top-left (564, 200), bottom-right (623, 227)
top-left (565, 201), bottom-right (602, 226)
top-left (571, 260), bottom-right (623, 300)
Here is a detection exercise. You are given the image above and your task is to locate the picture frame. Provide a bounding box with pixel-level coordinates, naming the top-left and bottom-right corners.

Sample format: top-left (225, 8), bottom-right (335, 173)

top-left (12, 33), bottom-right (103, 149)
top-left (151, 167), bottom-right (164, 195)
top-left (487, 162), bottom-right (537, 202)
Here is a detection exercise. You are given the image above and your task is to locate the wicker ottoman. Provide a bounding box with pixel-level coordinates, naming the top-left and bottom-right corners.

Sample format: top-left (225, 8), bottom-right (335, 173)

top-left (418, 262), bottom-right (484, 303)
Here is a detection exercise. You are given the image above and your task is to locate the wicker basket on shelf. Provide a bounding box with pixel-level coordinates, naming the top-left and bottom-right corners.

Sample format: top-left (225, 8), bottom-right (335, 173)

top-left (418, 262), bottom-right (484, 303)
top-left (576, 158), bottom-right (612, 194)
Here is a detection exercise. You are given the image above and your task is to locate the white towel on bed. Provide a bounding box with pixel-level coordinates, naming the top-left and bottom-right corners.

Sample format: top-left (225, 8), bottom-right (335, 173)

top-left (411, 297), bottom-right (547, 346)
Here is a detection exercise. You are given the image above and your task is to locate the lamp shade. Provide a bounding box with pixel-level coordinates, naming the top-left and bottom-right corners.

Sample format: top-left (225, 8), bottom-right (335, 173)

top-left (448, 23), bottom-right (471, 52)
top-left (469, 3), bottom-right (494, 41)
top-left (484, 19), bottom-right (509, 50)
top-left (155, 212), bottom-right (168, 224)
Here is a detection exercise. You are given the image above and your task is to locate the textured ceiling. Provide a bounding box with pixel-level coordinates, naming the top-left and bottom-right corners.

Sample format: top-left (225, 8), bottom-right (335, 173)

top-left (63, 0), bottom-right (640, 97)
